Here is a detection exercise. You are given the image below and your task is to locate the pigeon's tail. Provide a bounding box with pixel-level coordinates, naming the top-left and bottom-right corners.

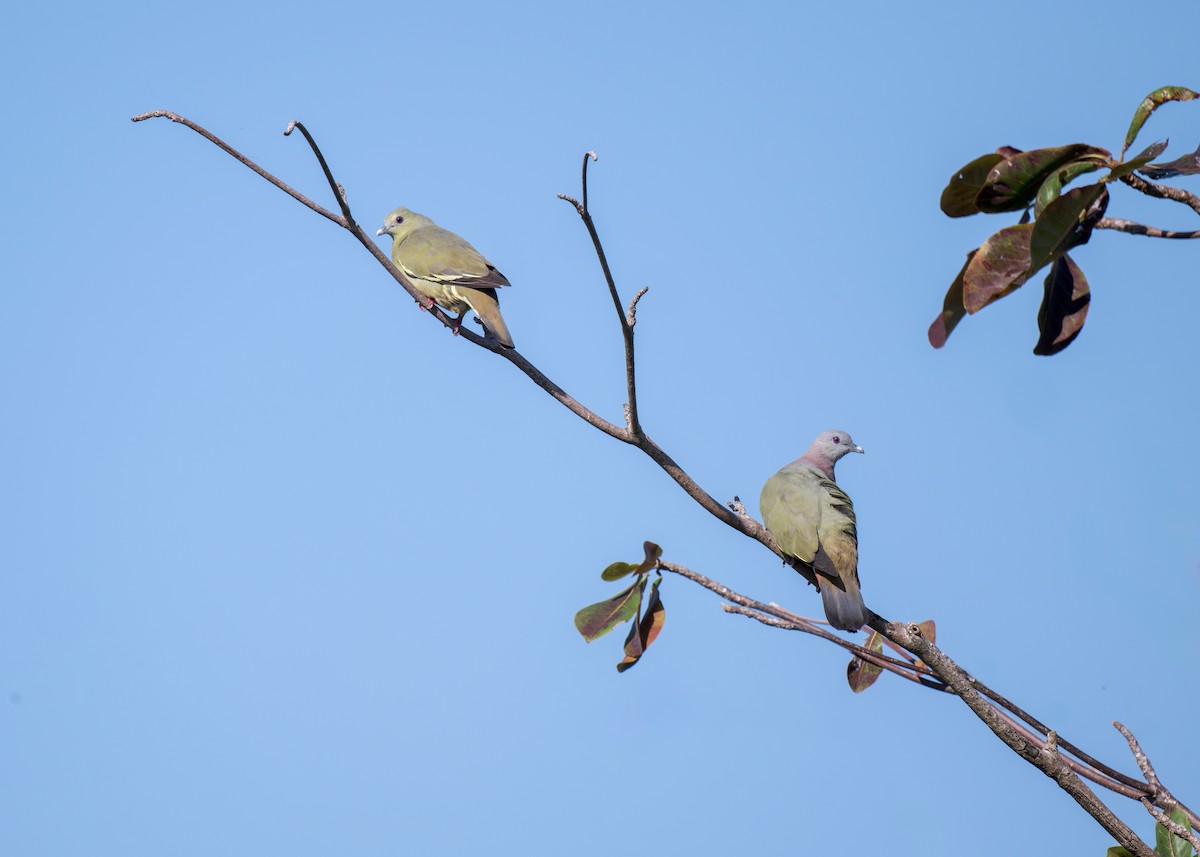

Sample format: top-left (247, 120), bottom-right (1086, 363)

top-left (465, 289), bottom-right (514, 349)
top-left (820, 574), bottom-right (869, 632)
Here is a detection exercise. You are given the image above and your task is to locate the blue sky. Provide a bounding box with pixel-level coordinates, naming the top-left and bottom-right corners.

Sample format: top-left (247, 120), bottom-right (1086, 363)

top-left (3, 1), bottom-right (1198, 854)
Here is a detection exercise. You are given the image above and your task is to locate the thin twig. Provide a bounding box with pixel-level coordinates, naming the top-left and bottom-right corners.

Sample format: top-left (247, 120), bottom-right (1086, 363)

top-left (1097, 217), bottom-right (1200, 239)
top-left (1115, 721), bottom-right (1163, 791)
top-left (627, 287), bottom-right (649, 327)
top-left (131, 111), bottom-right (346, 227)
top-left (581, 150), bottom-right (597, 214)
top-left (1141, 799), bottom-right (1200, 853)
top-left (284, 121), bottom-right (353, 223)
top-left (559, 152), bottom-right (642, 437)
top-left (1119, 173), bottom-right (1200, 216)
top-left (721, 604), bottom-right (945, 690)
top-left (661, 560), bottom-right (947, 691)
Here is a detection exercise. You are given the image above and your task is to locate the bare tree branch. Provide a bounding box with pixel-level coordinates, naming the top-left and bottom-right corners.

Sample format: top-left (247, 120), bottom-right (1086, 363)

top-left (1097, 217), bottom-right (1200, 239)
top-left (1116, 721), bottom-right (1200, 829)
top-left (886, 622), bottom-right (1155, 857)
top-left (557, 151), bottom-right (642, 436)
top-left (135, 114), bottom-right (1191, 854)
top-left (659, 560), bottom-right (944, 689)
top-left (663, 557), bottom-right (1158, 807)
top-left (131, 111), bottom-right (346, 227)
top-left (1118, 173), bottom-right (1200, 216)
top-left (284, 121), bottom-right (352, 222)
top-left (1115, 720), bottom-right (1164, 792)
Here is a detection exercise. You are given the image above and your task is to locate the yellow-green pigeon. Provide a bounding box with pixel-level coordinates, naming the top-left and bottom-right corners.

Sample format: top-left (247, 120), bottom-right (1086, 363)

top-left (376, 206), bottom-right (515, 348)
top-left (759, 430), bottom-right (869, 632)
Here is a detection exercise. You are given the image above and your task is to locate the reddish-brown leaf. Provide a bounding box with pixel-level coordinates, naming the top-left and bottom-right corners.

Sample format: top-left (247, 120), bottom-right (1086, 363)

top-left (940, 153), bottom-right (1005, 218)
top-left (916, 620), bottom-right (936, 644)
top-left (1142, 143), bottom-right (1200, 179)
top-left (1034, 255), bottom-right (1090, 356)
top-left (616, 576), bottom-right (666, 673)
top-left (928, 250), bottom-right (977, 348)
top-left (975, 145), bottom-right (1110, 214)
top-left (847, 630), bottom-right (885, 693)
top-left (634, 540), bottom-right (663, 576)
top-left (962, 224), bottom-right (1035, 313)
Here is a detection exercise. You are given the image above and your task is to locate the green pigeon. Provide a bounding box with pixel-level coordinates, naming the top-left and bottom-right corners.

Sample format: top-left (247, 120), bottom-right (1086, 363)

top-left (759, 430), bottom-right (868, 632)
top-left (376, 206), bottom-right (515, 348)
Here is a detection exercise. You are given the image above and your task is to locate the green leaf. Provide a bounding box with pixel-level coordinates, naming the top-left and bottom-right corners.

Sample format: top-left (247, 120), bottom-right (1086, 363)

top-left (616, 575), bottom-right (666, 673)
top-left (601, 561), bottom-right (637, 581)
top-left (940, 153), bottom-right (1005, 217)
top-left (1154, 805), bottom-right (1192, 857)
top-left (1110, 139), bottom-right (1169, 179)
top-left (1034, 255), bottom-right (1090, 356)
top-left (928, 250), bottom-right (977, 349)
top-left (1106, 848), bottom-right (1134, 857)
top-left (962, 223), bottom-right (1035, 313)
top-left (976, 145), bottom-right (1111, 214)
top-left (574, 577), bottom-right (645, 642)
top-left (847, 630), bottom-right (884, 693)
top-left (1123, 86), bottom-right (1199, 156)
top-left (1028, 183), bottom-right (1109, 276)
top-left (1142, 143), bottom-right (1200, 179)
top-left (1035, 160), bottom-right (1105, 216)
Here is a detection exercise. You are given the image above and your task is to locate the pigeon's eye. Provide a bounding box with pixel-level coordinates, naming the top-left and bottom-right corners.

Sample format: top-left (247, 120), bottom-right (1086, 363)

top-left (832, 436), bottom-right (841, 444)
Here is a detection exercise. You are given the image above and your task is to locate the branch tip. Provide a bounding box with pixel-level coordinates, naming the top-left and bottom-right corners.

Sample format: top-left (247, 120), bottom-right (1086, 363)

top-left (284, 121), bottom-right (297, 136)
top-left (1114, 721), bottom-right (1162, 790)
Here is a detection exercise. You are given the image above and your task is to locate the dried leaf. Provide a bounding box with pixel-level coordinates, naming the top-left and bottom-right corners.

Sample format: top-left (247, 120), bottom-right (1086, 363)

top-left (940, 153), bottom-right (1005, 217)
top-left (975, 145), bottom-right (1110, 214)
top-left (928, 250), bottom-right (976, 349)
top-left (847, 630), bottom-right (885, 693)
top-left (916, 620), bottom-right (936, 644)
top-left (574, 577), bottom-right (645, 642)
top-left (962, 224), bottom-right (1035, 313)
top-left (616, 575), bottom-right (666, 673)
top-left (1034, 255), bottom-right (1090, 356)
top-left (1123, 86), bottom-right (1198, 156)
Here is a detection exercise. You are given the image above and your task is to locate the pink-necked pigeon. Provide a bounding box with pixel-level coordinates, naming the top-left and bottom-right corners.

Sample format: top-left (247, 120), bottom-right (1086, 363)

top-left (759, 430), bottom-right (869, 632)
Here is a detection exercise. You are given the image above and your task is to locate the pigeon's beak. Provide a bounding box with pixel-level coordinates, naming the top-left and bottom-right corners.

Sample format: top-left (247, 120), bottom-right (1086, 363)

top-left (375, 226), bottom-right (387, 237)
top-left (853, 445), bottom-right (864, 454)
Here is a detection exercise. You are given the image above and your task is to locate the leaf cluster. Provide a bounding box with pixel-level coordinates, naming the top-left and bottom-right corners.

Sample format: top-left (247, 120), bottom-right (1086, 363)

top-left (930, 86), bottom-right (1199, 355)
top-left (573, 541), bottom-right (666, 672)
